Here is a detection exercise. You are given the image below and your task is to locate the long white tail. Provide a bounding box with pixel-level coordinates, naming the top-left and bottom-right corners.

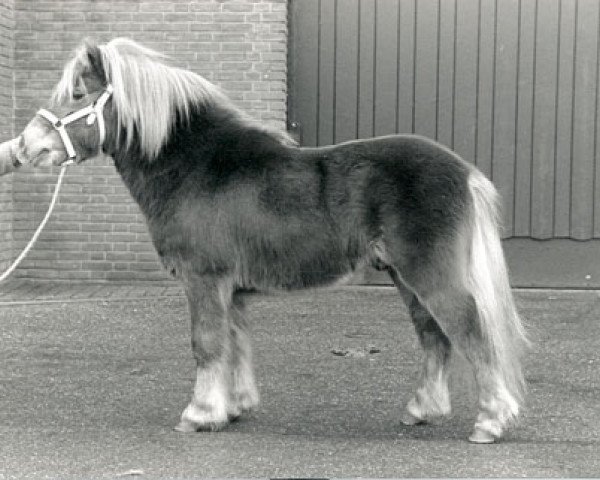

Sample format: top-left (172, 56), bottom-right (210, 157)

top-left (466, 170), bottom-right (530, 403)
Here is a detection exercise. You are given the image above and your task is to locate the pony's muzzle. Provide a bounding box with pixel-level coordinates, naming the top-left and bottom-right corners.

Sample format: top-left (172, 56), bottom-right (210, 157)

top-left (17, 117), bottom-right (68, 167)
top-left (16, 147), bottom-right (69, 168)
top-left (16, 144), bottom-right (57, 167)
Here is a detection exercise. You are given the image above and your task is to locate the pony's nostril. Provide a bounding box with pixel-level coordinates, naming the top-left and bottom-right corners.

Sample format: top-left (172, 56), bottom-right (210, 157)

top-left (18, 146), bottom-right (51, 164)
top-left (32, 148), bottom-right (51, 164)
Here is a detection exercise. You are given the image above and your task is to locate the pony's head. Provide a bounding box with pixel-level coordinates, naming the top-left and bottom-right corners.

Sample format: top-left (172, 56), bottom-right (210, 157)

top-left (17, 38), bottom-right (112, 166)
top-left (16, 37), bottom-right (235, 166)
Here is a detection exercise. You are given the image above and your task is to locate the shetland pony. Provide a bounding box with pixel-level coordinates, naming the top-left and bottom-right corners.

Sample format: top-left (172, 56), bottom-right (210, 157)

top-left (17, 38), bottom-right (529, 443)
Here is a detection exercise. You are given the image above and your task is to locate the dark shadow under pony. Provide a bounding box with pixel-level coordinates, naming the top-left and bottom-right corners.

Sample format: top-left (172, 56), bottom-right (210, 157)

top-left (20, 37), bottom-right (529, 443)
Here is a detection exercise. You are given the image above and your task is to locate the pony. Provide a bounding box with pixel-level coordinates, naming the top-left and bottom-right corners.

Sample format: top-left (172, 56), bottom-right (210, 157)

top-left (17, 37), bottom-right (529, 443)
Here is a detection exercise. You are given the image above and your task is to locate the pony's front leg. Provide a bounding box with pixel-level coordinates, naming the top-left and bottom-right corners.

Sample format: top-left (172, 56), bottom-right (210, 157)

top-left (175, 276), bottom-right (233, 433)
top-left (228, 292), bottom-right (260, 420)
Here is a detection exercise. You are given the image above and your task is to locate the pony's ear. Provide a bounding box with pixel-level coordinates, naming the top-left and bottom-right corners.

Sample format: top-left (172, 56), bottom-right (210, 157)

top-left (82, 38), bottom-right (107, 84)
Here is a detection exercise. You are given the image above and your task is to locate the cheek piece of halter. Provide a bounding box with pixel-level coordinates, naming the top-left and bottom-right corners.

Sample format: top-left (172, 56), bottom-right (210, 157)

top-left (36, 84), bottom-right (114, 163)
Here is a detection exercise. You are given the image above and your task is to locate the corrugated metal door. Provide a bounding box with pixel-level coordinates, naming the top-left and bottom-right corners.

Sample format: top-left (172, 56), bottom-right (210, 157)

top-left (288, 0), bottom-right (600, 288)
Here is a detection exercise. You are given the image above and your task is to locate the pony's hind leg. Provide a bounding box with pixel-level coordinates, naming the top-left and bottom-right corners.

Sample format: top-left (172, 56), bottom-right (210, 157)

top-left (390, 270), bottom-right (452, 425)
top-left (175, 275), bottom-right (233, 433)
top-left (419, 287), bottom-right (520, 443)
top-left (402, 296), bottom-right (452, 425)
top-left (227, 292), bottom-right (259, 420)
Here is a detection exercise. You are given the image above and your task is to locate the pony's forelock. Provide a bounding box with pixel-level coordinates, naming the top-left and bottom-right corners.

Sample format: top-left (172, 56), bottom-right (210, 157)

top-left (51, 43), bottom-right (92, 105)
top-left (52, 37), bottom-right (296, 160)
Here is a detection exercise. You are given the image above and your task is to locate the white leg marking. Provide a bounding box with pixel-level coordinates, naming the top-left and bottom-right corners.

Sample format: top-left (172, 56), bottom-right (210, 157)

top-left (403, 365), bottom-right (451, 425)
top-left (175, 360), bottom-right (229, 432)
top-left (470, 377), bottom-right (519, 443)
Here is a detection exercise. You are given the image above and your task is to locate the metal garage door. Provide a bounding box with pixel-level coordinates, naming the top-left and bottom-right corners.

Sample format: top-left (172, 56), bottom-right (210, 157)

top-left (288, 0), bottom-right (600, 288)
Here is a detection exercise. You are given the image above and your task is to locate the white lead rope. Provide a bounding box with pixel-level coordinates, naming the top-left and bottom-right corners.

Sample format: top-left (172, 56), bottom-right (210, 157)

top-left (0, 163), bottom-right (70, 282)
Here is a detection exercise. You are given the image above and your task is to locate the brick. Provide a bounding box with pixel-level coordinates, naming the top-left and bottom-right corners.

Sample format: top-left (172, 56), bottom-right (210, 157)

top-left (164, 13), bottom-right (192, 22)
top-left (81, 223), bottom-right (112, 232)
top-left (20, 250), bottom-right (58, 261)
top-left (128, 243), bottom-right (155, 253)
top-left (106, 233), bottom-right (137, 243)
top-left (89, 233), bottom-right (107, 242)
top-left (129, 261), bottom-right (162, 271)
top-left (140, 2), bottom-right (176, 12)
top-left (141, 22), bottom-right (188, 32)
top-left (57, 251), bottom-right (91, 261)
top-left (87, 243), bottom-right (113, 252)
top-left (107, 252), bottom-right (137, 262)
top-left (222, 4), bottom-right (255, 13)
top-left (213, 13), bottom-right (246, 23)
top-left (189, 3), bottom-right (221, 13)
top-left (111, 23), bottom-right (143, 32)
top-left (106, 214), bottom-right (139, 223)
top-left (84, 205), bottom-right (112, 214)
top-left (55, 212), bottom-right (90, 222)
top-left (221, 42), bottom-right (253, 52)
top-left (129, 224), bottom-right (149, 234)
top-left (137, 252), bottom-right (160, 262)
top-left (221, 22), bottom-right (254, 32)
top-left (82, 262), bottom-right (113, 271)
top-left (173, 4), bottom-right (190, 13)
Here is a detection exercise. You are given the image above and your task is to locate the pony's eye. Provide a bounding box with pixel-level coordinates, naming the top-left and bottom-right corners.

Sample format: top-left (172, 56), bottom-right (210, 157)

top-left (72, 92), bottom-right (85, 101)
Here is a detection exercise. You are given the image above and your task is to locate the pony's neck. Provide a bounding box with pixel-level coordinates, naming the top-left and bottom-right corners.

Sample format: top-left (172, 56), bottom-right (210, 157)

top-left (108, 113), bottom-right (199, 219)
top-left (111, 143), bottom-right (193, 220)
top-left (108, 103), bottom-right (278, 220)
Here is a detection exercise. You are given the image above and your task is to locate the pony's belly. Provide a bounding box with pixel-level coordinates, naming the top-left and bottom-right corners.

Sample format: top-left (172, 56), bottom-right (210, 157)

top-left (246, 243), bottom-right (382, 291)
top-left (239, 248), bottom-right (367, 291)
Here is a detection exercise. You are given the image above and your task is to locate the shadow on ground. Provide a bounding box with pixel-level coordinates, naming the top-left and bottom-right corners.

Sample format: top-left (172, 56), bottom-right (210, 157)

top-left (1, 287), bottom-right (599, 477)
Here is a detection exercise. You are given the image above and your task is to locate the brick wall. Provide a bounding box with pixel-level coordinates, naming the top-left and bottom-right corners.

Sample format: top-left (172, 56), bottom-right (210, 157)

top-left (0, 0), bottom-right (14, 273)
top-left (11, 0), bottom-right (288, 282)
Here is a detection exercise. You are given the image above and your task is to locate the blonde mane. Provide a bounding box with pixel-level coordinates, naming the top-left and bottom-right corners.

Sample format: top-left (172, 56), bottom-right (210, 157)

top-left (53, 37), bottom-right (294, 159)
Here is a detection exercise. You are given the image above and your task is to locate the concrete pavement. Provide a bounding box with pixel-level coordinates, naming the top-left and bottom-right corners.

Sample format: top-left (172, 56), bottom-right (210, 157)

top-left (0, 279), bottom-right (183, 304)
top-left (0, 284), bottom-right (599, 477)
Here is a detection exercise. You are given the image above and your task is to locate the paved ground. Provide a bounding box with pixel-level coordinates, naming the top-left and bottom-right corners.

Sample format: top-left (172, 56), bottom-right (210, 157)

top-left (1, 281), bottom-right (599, 478)
top-left (0, 279), bottom-right (183, 304)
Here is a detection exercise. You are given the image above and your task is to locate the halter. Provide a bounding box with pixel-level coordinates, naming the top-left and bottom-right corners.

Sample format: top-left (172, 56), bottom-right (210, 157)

top-left (36, 84), bottom-right (114, 162)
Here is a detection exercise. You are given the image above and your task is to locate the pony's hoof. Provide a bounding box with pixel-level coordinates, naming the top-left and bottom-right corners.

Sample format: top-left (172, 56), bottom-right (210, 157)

top-left (227, 405), bottom-right (256, 423)
top-left (227, 406), bottom-right (242, 423)
top-left (176, 400), bottom-right (229, 433)
top-left (401, 410), bottom-right (425, 426)
top-left (228, 413), bottom-right (241, 423)
top-left (228, 391), bottom-right (259, 422)
top-left (174, 419), bottom-right (228, 433)
top-left (468, 428), bottom-right (496, 444)
top-left (174, 420), bottom-right (198, 433)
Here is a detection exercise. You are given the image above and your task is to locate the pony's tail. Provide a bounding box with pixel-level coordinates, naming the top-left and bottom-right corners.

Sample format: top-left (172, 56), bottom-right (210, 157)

top-left (466, 170), bottom-right (530, 405)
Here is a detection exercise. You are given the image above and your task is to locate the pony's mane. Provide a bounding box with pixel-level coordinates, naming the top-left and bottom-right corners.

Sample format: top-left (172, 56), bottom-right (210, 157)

top-left (52, 37), bottom-right (295, 159)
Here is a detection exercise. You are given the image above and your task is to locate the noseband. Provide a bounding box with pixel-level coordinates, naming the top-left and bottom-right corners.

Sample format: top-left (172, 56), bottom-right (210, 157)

top-left (36, 84), bottom-right (114, 162)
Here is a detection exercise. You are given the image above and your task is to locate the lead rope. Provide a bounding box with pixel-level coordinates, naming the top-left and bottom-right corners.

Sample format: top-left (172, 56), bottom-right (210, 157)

top-left (0, 163), bottom-right (71, 282)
